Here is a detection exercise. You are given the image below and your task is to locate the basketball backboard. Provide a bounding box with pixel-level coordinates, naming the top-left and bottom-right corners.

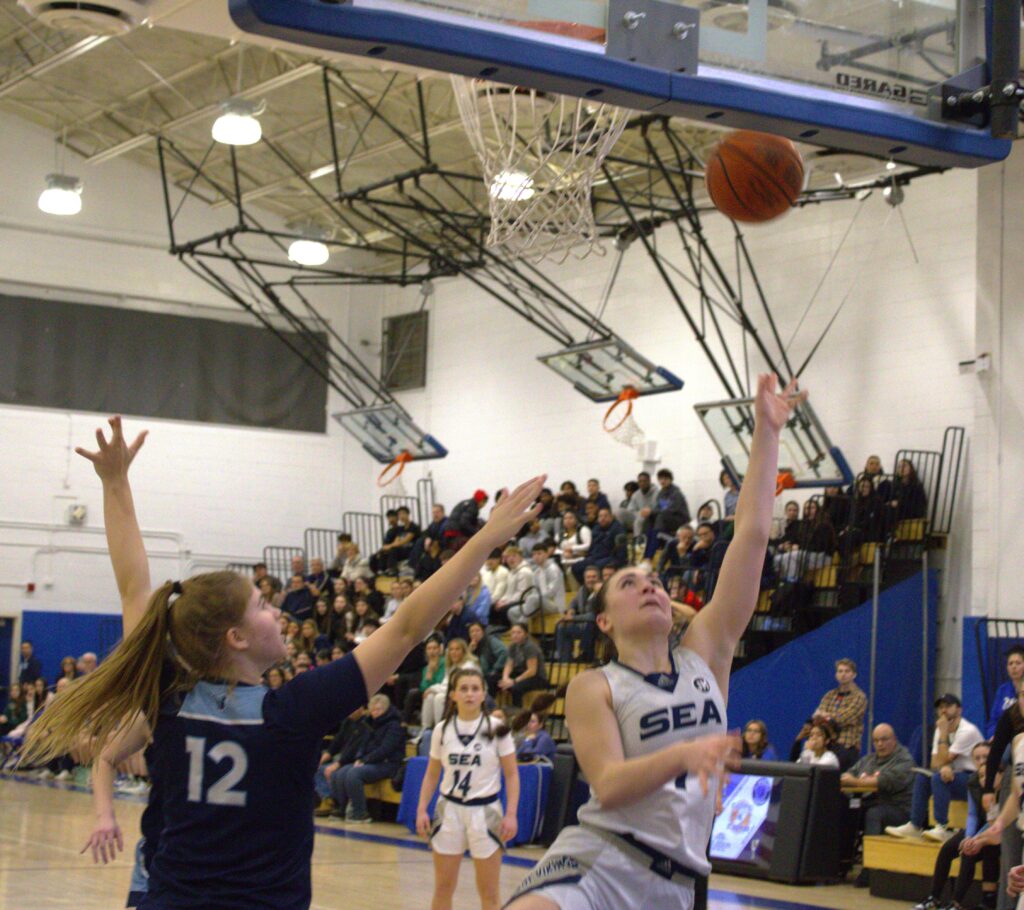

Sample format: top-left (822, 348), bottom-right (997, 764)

top-left (695, 396), bottom-right (852, 487)
top-left (538, 338), bottom-right (683, 402)
top-left (333, 403), bottom-right (448, 463)
top-left (230, 0), bottom-right (1017, 168)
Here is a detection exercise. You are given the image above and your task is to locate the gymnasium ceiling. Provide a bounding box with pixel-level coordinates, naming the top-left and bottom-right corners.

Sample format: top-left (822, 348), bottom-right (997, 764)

top-left (1, 0), bottom-right (1020, 272)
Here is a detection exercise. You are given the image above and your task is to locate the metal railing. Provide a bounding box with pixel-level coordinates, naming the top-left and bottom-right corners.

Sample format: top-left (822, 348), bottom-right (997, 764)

top-left (226, 561), bottom-right (256, 576)
top-left (417, 477), bottom-right (436, 526)
top-left (304, 528), bottom-right (343, 566)
top-left (932, 426), bottom-right (965, 535)
top-left (342, 511), bottom-right (383, 556)
top-left (380, 495), bottom-right (420, 527)
top-left (262, 546), bottom-right (306, 581)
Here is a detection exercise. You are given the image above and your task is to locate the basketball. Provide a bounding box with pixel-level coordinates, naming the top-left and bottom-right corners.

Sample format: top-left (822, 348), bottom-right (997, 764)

top-left (704, 131), bottom-right (805, 223)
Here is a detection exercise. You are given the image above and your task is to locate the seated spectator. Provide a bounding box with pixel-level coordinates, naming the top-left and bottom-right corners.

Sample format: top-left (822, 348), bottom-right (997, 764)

top-left (616, 480), bottom-right (639, 533)
top-left (352, 575), bottom-right (384, 614)
top-left (489, 545), bottom-right (537, 630)
top-left (265, 667), bottom-right (285, 690)
top-left (508, 543), bottom-right (565, 624)
top-left (498, 623), bottom-right (548, 707)
top-left (328, 695), bottom-right (405, 823)
top-left (720, 470), bottom-right (740, 521)
top-left (331, 645), bottom-right (344, 661)
top-left (890, 458), bottom-right (928, 523)
top-left (17, 641), bottom-right (41, 685)
top-left (297, 618), bottom-right (319, 655)
top-left (481, 549), bottom-right (509, 604)
top-left (774, 499), bottom-right (836, 582)
top-left (558, 480), bottom-right (581, 514)
top-left (313, 598), bottom-right (333, 641)
top-left (421, 638), bottom-right (478, 729)
top-left (284, 619), bottom-right (301, 647)
top-left (0, 683), bottom-right (28, 736)
top-left (329, 533), bottom-right (353, 575)
top-left (58, 655), bottom-right (78, 684)
top-left (315, 706), bottom-right (371, 815)
top-left (380, 577), bottom-right (411, 624)
top-left (517, 518), bottom-right (546, 556)
top-left (886, 694), bottom-right (984, 841)
top-left (281, 574), bottom-right (315, 620)
top-left (582, 501), bottom-right (600, 528)
top-left (850, 454), bottom-right (892, 502)
top-left (841, 723), bottom-right (914, 836)
top-left (558, 510), bottom-right (591, 576)
top-left (340, 542), bottom-right (373, 583)
top-left (555, 565), bottom-right (600, 662)
top-left (688, 522), bottom-right (717, 582)
top-left (305, 558), bottom-right (329, 600)
top-left (581, 507), bottom-right (627, 582)
top-left (620, 471), bottom-right (658, 541)
top-left (403, 635), bottom-right (445, 726)
top-left (585, 478), bottom-right (611, 513)
top-left (315, 649), bottom-right (331, 668)
top-left (293, 652), bottom-right (313, 674)
top-left (915, 741), bottom-right (999, 910)
top-left (536, 487), bottom-right (558, 539)
top-left (514, 708), bottom-right (557, 763)
top-left (442, 594), bottom-right (474, 643)
top-left (797, 720), bottom-right (840, 768)
top-left (353, 618), bottom-right (378, 646)
top-left (821, 484), bottom-right (851, 531)
top-left (442, 490), bottom-right (488, 551)
top-left (644, 468), bottom-right (691, 557)
top-left (463, 573), bottom-right (492, 626)
top-left (798, 658), bottom-right (867, 769)
top-left (466, 621), bottom-right (508, 694)
top-left (253, 562), bottom-right (283, 596)
top-left (741, 719), bottom-right (778, 761)
top-left (839, 476), bottom-right (888, 562)
top-left (290, 554), bottom-right (307, 578)
top-left (258, 576), bottom-right (284, 610)
top-left (660, 524), bottom-right (696, 582)
top-left (770, 500), bottom-right (801, 550)
top-left (409, 504), bottom-right (445, 575)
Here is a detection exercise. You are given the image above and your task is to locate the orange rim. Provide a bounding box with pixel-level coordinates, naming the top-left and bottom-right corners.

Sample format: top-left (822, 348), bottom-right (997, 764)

top-left (603, 386), bottom-right (640, 433)
top-left (509, 19), bottom-right (606, 42)
top-left (775, 471), bottom-right (796, 497)
top-left (378, 451), bottom-right (413, 488)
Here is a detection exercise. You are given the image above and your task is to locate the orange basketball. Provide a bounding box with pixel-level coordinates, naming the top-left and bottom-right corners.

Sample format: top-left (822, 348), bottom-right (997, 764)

top-left (704, 131), bottom-right (804, 223)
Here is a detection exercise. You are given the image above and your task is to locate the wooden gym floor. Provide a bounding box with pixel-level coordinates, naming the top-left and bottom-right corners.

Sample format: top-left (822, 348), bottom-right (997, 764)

top-left (0, 775), bottom-right (904, 910)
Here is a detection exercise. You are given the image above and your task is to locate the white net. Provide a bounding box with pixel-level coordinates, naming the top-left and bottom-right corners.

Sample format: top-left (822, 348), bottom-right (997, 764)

top-left (608, 411), bottom-right (647, 454)
top-left (451, 77), bottom-right (628, 263)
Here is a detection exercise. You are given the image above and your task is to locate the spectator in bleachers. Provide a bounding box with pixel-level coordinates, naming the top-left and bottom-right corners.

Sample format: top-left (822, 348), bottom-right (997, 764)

top-left (585, 478), bottom-right (611, 513)
top-left (294, 653), bottom-right (313, 674)
top-left (352, 575), bottom-right (384, 614)
top-left (536, 487), bottom-right (557, 537)
top-left (559, 480), bottom-right (582, 514)
top-left (800, 658), bottom-right (867, 769)
top-left (584, 507), bottom-right (627, 581)
top-left (17, 641), bottom-right (41, 685)
top-left (372, 509), bottom-right (401, 573)
top-left (442, 594), bottom-right (475, 643)
top-left (253, 562), bottom-right (283, 596)
top-left (265, 667), bottom-right (284, 690)
top-left (403, 635), bottom-right (445, 726)
top-left (348, 598), bottom-right (380, 644)
top-left (290, 554), bottom-right (306, 577)
top-left (797, 720), bottom-right (840, 768)
top-left (490, 546), bottom-right (537, 630)
top-left (886, 694), bottom-right (984, 842)
top-left (853, 454), bottom-right (892, 501)
top-left (509, 543), bottom-right (564, 624)
top-left (988, 649), bottom-right (1024, 739)
top-left (841, 723), bottom-right (914, 836)
top-left (556, 564), bottom-right (601, 662)
top-left (918, 741), bottom-right (999, 910)
top-left (558, 510), bottom-right (591, 578)
top-left (463, 573), bottom-right (492, 627)
top-left (282, 573), bottom-right (314, 621)
top-left (315, 650), bottom-right (331, 667)
top-left (841, 477), bottom-right (889, 553)
top-left (354, 618), bottom-right (378, 644)
top-left (305, 558), bottom-right (329, 600)
top-left (774, 499), bottom-right (836, 583)
top-left (741, 719), bottom-right (778, 760)
top-left (443, 490), bottom-right (488, 551)
top-left (313, 599), bottom-right (333, 642)
top-left (689, 522), bottom-right (717, 577)
top-left (517, 517), bottom-right (546, 556)
top-left (821, 485), bottom-right (850, 531)
top-left (331, 645), bottom-right (344, 662)
top-left (720, 470), bottom-right (740, 540)
top-left (58, 656), bottom-right (78, 684)
top-left (499, 623), bottom-right (547, 707)
top-left (481, 549), bottom-right (509, 604)
top-left (770, 500), bottom-right (801, 550)
top-left (340, 542), bottom-right (372, 583)
top-left (409, 504), bottom-right (445, 576)
top-left (315, 706), bottom-right (370, 817)
top-left (284, 619), bottom-right (301, 646)
top-left (583, 500), bottom-right (600, 528)
top-left (619, 471), bottom-right (658, 541)
top-left (0, 684), bottom-right (28, 735)
top-left (643, 468), bottom-right (691, 557)
top-left (514, 708), bottom-right (557, 763)
top-left (421, 638), bottom-right (478, 730)
top-left (329, 532), bottom-right (352, 575)
top-left (258, 576), bottom-right (284, 610)
top-left (890, 458), bottom-right (928, 522)
top-left (660, 525), bottom-right (696, 584)
top-left (467, 621), bottom-right (508, 695)
top-left (415, 539), bottom-right (442, 581)
top-left (328, 694), bottom-right (405, 823)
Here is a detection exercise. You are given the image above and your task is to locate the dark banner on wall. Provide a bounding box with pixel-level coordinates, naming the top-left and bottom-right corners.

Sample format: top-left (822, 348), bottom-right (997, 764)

top-left (0, 294), bottom-right (328, 432)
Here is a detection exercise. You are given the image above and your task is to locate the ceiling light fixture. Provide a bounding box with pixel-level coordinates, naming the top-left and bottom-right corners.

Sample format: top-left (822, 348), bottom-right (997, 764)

top-left (287, 223), bottom-right (331, 266)
top-left (38, 173), bottom-right (83, 216)
top-left (490, 169), bottom-right (535, 201)
top-left (885, 160), bottom-right (897, 171)
top-left (212, 98), bottom-right (264, 146)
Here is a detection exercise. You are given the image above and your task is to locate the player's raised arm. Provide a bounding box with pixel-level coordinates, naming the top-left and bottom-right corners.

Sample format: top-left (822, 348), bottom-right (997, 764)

top-left (75, 416), bottom-right (151, 635)
top-left (353, 475), bottom-right (544, 698)
top-left (683, 375), bottom-right (806, 694)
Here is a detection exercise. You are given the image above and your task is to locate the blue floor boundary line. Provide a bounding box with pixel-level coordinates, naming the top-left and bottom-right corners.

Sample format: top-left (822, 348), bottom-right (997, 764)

top-left (1, 774), bottom-right (844, 910)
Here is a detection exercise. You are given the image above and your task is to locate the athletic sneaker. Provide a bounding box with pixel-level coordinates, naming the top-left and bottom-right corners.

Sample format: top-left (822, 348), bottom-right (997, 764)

top-left (54, 769), bottom-right (72, 781)
top-left (35, 768), bottom-right (54, 780)
top-left (886, 821), bottom-right (924, 839)
top-left (911, 898), bottom-right (938, 910)
top-left (923, 825), bottom-right (955, 843)
top-left (121, 779), bottom-right (150, 795)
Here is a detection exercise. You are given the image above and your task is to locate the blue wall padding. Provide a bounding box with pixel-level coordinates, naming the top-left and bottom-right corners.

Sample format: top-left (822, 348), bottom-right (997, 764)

top-left (961, 617), bottom-right (987, 734)
top-left (727, 571), bottom-right (937, 763)
top-left (20, 611), bottom-right (123, 684)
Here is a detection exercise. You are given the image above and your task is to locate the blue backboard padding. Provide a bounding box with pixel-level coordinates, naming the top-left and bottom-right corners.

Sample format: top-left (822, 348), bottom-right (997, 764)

top-left (231, 0), bottom-right (1010, 167)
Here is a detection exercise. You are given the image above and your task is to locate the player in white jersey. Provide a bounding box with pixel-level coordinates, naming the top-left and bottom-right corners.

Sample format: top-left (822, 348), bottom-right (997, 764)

top-left (507, 374), bottom-right (806, 910)
top-left (418, 666), bottom-right (520, 910)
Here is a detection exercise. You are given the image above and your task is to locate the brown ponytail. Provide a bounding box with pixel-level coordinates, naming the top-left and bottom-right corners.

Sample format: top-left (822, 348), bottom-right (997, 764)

top-left (24, 571), bottom-right (251, 764)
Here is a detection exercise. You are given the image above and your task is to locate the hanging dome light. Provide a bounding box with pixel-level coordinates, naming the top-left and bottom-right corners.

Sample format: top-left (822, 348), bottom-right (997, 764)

top-left (212, 98), bottom-right (263, 146)
top-left (38, 173), bottom-right (83, 215)
top-left (288, 238), bottom-right (330, 266)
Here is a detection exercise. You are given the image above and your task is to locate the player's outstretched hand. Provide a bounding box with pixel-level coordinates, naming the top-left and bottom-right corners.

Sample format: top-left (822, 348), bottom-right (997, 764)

top-left (416, 809), bottom-right (431, 838)
top-left (500, 812), bottom-right (518, 844)
top-left (480, 475), bottom-right (546, 545)
top-left (75, 416), bottom-right (148, 483)
top-left (1008, 864), bottom-right (1024, 896)
top-left (81, 814), bottom-right (123, 864)
top-left (680, 731), bottom-right (742, 797)
top-left (754, 374), bottom-right (807, 436)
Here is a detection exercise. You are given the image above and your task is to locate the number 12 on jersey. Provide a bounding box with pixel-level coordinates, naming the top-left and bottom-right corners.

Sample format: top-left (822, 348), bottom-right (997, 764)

top-left (186, 736), bottom-right (249, 807)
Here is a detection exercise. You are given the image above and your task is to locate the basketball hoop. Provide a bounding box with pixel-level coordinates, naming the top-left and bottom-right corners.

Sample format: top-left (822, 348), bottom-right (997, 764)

top-left (378, 450), bottom-right (413, 490)
top-left (604, 386), bottom-right (647, 452)
top-left (451, 42), bottom-right (628, 263)
top-left (776, 470), bottom-right (797, 496)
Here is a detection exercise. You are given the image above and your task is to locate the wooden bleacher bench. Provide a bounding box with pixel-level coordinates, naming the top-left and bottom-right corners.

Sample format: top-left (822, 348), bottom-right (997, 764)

top-left (363, 777), bottom-right (403, 805)
top-left (375, 575), bottom-right (395, 595)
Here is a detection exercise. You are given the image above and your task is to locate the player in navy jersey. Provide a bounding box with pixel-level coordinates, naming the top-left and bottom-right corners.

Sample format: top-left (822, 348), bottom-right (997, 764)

top-left (507, 375), bottom-right (806, 910)
top-left (26, 416), bottom-right (545, 910)
top-left (417, 666), bottom-right (519, 910)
